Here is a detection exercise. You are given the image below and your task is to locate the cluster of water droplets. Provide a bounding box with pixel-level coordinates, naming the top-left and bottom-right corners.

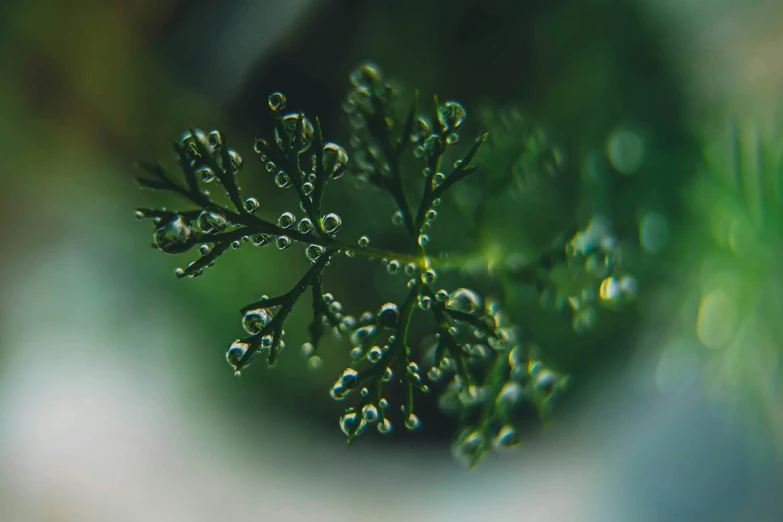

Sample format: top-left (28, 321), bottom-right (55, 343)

top-left (538, 215), bottom-right (637, 333)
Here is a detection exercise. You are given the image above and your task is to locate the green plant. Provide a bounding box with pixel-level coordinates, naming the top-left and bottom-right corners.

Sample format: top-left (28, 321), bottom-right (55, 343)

top-left (133, 63), bottom-right (633, 466)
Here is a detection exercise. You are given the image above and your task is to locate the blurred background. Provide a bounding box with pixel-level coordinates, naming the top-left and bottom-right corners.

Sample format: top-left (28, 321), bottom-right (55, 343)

top-left (1, 0), bottom-right (783, 520)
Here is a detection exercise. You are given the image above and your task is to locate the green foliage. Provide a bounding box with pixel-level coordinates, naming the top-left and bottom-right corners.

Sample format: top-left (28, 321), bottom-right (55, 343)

top-left (133, 63), bottom-right (635, 466)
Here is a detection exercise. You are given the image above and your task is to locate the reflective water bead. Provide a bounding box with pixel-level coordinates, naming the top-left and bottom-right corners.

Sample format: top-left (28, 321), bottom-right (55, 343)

top-left (231, 240), bottom-right (241, 249)
top-left (278, 212), bottom-right (296, 228)
top-left (302, 182), bottom-right (314, 196)
top-left (437, 101), bottom-right (467, 133)
top-left (265, 161), bottom-right (277, 173)
top-left (361, 404), bottom-right (379, 423)
top-left (199, 244), bottom-right (211, 256)
top-left (339, 411), bottom-right (362, 436)
top-left (340, 368), bottom-right (359, 389)
top-left (379, 398), bottom-right (389, 409)
top-left (358, 236), bottom-right (370, 248)
top-left (418, 234), bottom-right (430, 247)
top-left (244, 197), bottom-right (260, 213)
top-left (323, 142), bottom-right (349, 180)
top-left (445, 288), bottom-right (482, 314)
top-left (227, 149), bottom-right (243, 171)
top-left (446, 132), bottom-right (460, 145)
top-left (350, 325), bottom-right (377, 347)
top-left (418, 295), bottom-right (432, 310)
top-left (306, 244), bottom-right (324, 262)
top-left (377, 302), bottom-right (399, 328)
top-left (360, 387), bottom-right (369, 397)
top-left (367, 346), bottom-right (383, 363)
top-left (386, 260), bottom-right (400, 274)
top-left (407, 362), bottom-right (419, 374)
top-left (427, 366), bottom-right (442, 382)
top-left (322, 213), bottom-right (342, 234)
top-left (242, 308), bottom-right (270, 335)
top-left (307, 355), bottom-right (323, 370)
top-left (349, 62), bottom-right (381, 90)
top-left (226, 340), bottom-right (249, 371)
top-left (252, 233), bottom-right (271, 247)
top-left (197, 207), bottom-right (227, 235)
top-left (422, 135), bottom-right (445, 157)
top-left (410, 117), bottom-right (431, 143)
top-left (322, 292), bottom-right (334, 304)
top-left (274, 170), bottom-right (290, 188)
top-left (452, 430), bottom-right (484, 466)
top-left (404, 413), bottom-right (421, 431)
top-left (276, 236), bottom-right (292, 250)
top-left (208, 129), bottom-right (224, 149)
top-left (421, 269), bottom-right (437, 284)
top-left (377, 418), bottom-right (393, 434)
top-left (268, 91), bottom-right (286, 111)
top-left (382, 367), bottom-right (394, 382)
top-left (391, 210), bottom-right (404, 227)
top-left (493, 425), bottom-right (521, 450)
top-left (298, 217), bottom-right (314, 234)
top-left (434, 289), bottom-right (449, 301)
top-left (253, 137), bottom-right (268, 155)
top-left (433, 172), bottom-right (446, 186)
top-left (275, 113), bottom-right (314, 152)
top-left (196, 165), bottom-right (215, 183)
top-left (301, 342), bottom-right (315, 358)
top-left (496, 382), bottom-right (523, 410)
top-left (154, 216), bottom-right (193, 254)
top-left (350, 346), bottom-right (364, 360)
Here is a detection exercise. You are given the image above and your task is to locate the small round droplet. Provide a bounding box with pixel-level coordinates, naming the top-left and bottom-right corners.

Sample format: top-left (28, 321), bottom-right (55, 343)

top-left (252, 233), bottom-right (271, 247)
top-left (306, 244), bottom-right (324, 261)
top-left (421, 269), bottom-right (437, 284)
top-left (418, 234), bottom-right (430, 247)
top-left (435, 289), bottom-right (449, 301)
top-left (339, 411), bottom-right (363, 437)
top-left (154, 216), bottom-right (193, 254)
top-left (391, 210), bottom-right (404, 227)
top-left (274, 171), bottom-right (290, 188)
top-left (493, 425), bottom-right (521, 450)
top-left (377, 302), bottom-right (399, 328)
top-left (242, 308), bottom-right (270, 335)
top-left (244, 197), bottom-right (260, 213)
top-left (197, 207), bottom-right (227, 235)
top-left (445, 288), bottom-right (482, 314)
top-left (340, 368), bottom-right (359, 389)
top-left (268, 91), bottom-right (287, 112)
top-left (386, 260), bottom-right (400, 275)
top-left (323, 142), bottom-right (349, 180)
top-left (226, 340), bottom-right (249, 371)
top-left (298, 217), bottom-right (314, 234)
top-left (361, 404), bottom-right (379, 423)
top-left (358, 236), bottom-right (370, 248)
top-left (276, 236), bottom-right (292, 250)
top-left (196, 165), bottom-right (216, 183)
top-left (404, 413), bottom-right (421, 431)
top-left (367, 346), bottom-right (383, 363)
top-left (278, 212), bottom-right (296, 229)
top-left (227, 149), bottom-right (243, 171)
top-left (377, 418), bottom-right (393, 434)
top-left (322, 213), bottom-right (342, 234)
top-left (275, 113), bottom-right (314, 153)
top-left (437, 101), bottom-right (467, 133)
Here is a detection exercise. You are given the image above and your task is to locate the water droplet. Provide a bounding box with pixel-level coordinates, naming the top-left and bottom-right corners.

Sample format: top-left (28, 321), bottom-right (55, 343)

top-left (242, 308), bottom-right (271, 335)
top-left (382, 367), bottom-right (394, 382)
top-left (226, 340), bottom-right (249, 371)
top-left (367, 346), bottom-right (383, 363)
top-left (421, 269), bottom-right (437, 284)
top-left (340, 411), bottom-right (365, 437)
top-left (306, 244), bottom-right (324, 261)
top-left (433, 172), bottom-right (446, 187)
top-left (322, 213), bottom-right (342, 234)
top-left (493, 425), bottom-right (521, 450)
top-left (231, 240), bottom-right (241, 249)
top-left (362, 404), bottom-right (379, 423)
top-left (407, 362), bottom-right (419, 374)
top-left (377, 302), bottom-right (399, 328)
top-left (278, 212), bottom-right (296, 228)
top-left (418, 234), bottom-right (430, 247)
top-left (275, 113), bottom-right (314, 153)
top-left (452, 429), bottom-right (484, 466)
top-left (445, 288), bottom-right (482, 314)
top-left (434, 289), bottom-right (448, 302)
top-left (410, 117), bottom-right (431, 143)
top-left (268, 91), bottom-right (287, 112)
top-left (425, 209), bottom-right (438, 222)
top-left (386, 260), bottom-right (400, 274)
top-left (427, 366), bottom-right (442, 382)
top-left (196, 165), bottom-right (215, 183)
top-left (274, 170), bottom-right (290, 188)
top-left (227, 149), bottom-right (243, 171)
top-left (196, 207), bottom-right (227, 235)
top-left (340, 368), bottom-right (359, 389)
top-left (323, 142), bottom-right (349, 180)
top-left (446, 132), bottom-right (460, 145)
top-left (253, 137), bottom-right (268, 155)
top-left (404, 413), bottom-right (420, 431)
top-left (418, 295), bottom-right (432, 310)
top-left (307, 355), bottom-right (323, 370)
top-left (244, 197), bottom-right (260, 213)
top-left (377, 418), bottom-right (392, 434)
top-left (438, 101), bottom-right (467, 133)
top-left (297, 217), bottom-right (314, 234)
top-left (276, 236), bottom-right (292, 250)
top-left (358, 236), bottom-right (370, 248)
top-left (252, 233), bottom-right (271, 247)
top-left (154, 216), bottom-right (193, 254)
top-left (391, 210), bottom-right (404, 227)
top-left (496, 382), bottom-right (523, 410)
top-left (422, 135), bottom-right (445, 157)
top-left (349, 63), bottom-right (381, 90)
top-left (301, 342), bottom-right (315, 358)
top-left (350, 325), bottom-right (377, 346)
top-left (266, 161), bottom-right (277, 173)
